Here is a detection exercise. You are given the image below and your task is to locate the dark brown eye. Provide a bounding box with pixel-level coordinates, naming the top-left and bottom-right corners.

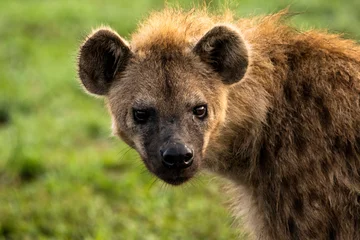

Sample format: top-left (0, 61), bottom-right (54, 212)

top-left (193, 105), bottom-right (207, 119)
top-left (133, 109), bottom-right (150, 124)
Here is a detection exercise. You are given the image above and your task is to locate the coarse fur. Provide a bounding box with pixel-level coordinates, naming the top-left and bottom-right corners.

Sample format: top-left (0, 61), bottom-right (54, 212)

top-left (77, 7), bottom-right (360, 240)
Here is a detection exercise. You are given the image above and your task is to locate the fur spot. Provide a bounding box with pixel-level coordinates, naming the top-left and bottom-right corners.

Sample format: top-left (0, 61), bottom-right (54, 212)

top-left (293, 125), bottom-right (307, 154)
top-left (321, 159), bottom-right (331, 175)
top-left (314, 96), bottom-right (332, 128)
top-left (259, 142), bottom-right (271, 174)
top-left (301, 81), bottom-right (313, 101)
top-left (288, 217), bottom-right (300, 240)
top-left (328, 226), bottom-right (337, 240)
top-left (283, 80), bottom-right (295, 103)
top-left (333, 136), bottom-right (342, 152)
top-left (287, 54), bottom-right (297, 72)
top-left (274, 134), bottom-right (283, 157)
top-left (345, 140), bottom-right (354, 158)
top-left (332, 136), bottom-right (356, 164)
top-left (293, 198), bottom-right (304, 216)
top-left (355, 136), bottom-right (360, 153)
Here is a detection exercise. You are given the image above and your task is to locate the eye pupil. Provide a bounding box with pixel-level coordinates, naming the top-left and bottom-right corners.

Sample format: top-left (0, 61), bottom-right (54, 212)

top-left (133, 109), bottom-right (150, 123)
top-left (193, 105), bottom-right (207, 119)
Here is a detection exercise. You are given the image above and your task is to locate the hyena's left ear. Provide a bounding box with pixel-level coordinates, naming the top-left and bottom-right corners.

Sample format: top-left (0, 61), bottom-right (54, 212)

top-left (78, 28), bottom-right (131, 95)
top-left (193, 25), bottom-right (248, 84)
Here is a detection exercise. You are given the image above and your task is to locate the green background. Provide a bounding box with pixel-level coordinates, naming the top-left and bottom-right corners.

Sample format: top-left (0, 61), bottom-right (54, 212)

top-left (0, 0), bottom-right (359, 239)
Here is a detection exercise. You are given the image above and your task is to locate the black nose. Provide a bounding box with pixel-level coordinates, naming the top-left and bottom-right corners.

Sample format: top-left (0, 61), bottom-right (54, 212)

top-left (160, 143), bottom-right (193, 169)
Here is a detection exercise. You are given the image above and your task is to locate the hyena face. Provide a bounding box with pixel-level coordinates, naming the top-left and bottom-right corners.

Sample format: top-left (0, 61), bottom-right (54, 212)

top-left (108, 53), bottom-right (228, 185)
top-left (78, 25), bottom-right (248, 185)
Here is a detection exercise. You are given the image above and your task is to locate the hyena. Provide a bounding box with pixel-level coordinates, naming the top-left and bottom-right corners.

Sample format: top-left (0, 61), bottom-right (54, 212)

top-left (77, 8), bottom-right (360, 240)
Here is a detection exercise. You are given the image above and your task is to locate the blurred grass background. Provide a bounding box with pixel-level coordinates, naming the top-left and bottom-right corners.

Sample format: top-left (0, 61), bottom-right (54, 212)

top-left (0, 0), bottom-right (359, 239)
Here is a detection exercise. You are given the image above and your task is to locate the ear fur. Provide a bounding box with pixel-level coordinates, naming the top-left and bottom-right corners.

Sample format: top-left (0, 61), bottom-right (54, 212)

top-left (193, 25), bottom-right (249, 84)
top-left (78, 28), bottom-right (131, 95)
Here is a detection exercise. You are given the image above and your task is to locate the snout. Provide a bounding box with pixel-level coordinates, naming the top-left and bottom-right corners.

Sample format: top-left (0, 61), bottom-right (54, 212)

top-left (160, 142), bottom-right (194, 169)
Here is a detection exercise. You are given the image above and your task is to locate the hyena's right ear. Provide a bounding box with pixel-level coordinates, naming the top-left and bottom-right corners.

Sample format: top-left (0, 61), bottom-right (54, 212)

top-left (78, 28), bottom-right (131, 95)
top-left (193, 25), bottom-right (249, 85)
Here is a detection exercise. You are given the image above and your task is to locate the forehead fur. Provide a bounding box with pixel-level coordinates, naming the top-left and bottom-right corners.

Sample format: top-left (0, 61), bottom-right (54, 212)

top-left (130, 8), bottom-right (235, 52)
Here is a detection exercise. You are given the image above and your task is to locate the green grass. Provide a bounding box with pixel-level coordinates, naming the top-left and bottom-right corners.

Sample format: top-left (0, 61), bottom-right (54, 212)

top-left (0, 0), bottom-right (359, 239)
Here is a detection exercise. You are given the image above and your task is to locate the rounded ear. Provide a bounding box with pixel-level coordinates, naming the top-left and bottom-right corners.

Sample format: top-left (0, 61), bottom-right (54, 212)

top-left (193, 25), bottom-right (249, 84)
top-left (78, 28), bottom-right (131, 95)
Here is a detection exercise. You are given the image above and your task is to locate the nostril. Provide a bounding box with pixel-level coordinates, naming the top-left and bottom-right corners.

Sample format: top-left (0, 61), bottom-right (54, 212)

top-left (161, 148), bottom-right (177, 168)
top-left (160, 143), bottom-right (194, 169)
top-left (183, 150), bottom-right (193, 165)
top-left (162, 155), bottom-right (176, 167)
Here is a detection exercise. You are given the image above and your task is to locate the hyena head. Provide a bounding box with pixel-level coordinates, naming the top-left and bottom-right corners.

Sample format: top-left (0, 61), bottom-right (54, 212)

top-left (78, 25), bottom-right (248, 185)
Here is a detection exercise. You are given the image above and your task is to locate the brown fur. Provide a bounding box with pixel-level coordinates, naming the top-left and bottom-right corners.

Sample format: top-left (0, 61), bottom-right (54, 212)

top-left (77, 8), bottom-right (360, 240)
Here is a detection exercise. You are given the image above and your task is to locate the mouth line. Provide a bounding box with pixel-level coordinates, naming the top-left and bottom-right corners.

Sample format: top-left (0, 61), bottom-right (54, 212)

top-left (161, 176), bottom-right (191, 186)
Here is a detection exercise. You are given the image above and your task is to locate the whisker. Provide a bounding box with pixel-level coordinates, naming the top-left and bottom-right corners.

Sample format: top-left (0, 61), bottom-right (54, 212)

top-left (117, 147), bottom-right (133, 162)
top-left (140, 166), bottom-right (151, 175)
top-left (148, 177), bottom-right (159, 191)
top-left (194, 174), bottom-right (206, 187)
top-left (136, 161), bottom-right (146, 169)
top-left (160, 181), bottom-right (169, 192)
top-left (116, 145), bottom-right (132, 157)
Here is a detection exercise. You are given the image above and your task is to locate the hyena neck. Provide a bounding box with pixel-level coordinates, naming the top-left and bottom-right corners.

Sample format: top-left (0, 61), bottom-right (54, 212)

top-left (203, 24), bottom-right (293, 184)
top-left (204, 52), bottom-right (274, 185)
top-left (202, 40), bottom-right (287, 239)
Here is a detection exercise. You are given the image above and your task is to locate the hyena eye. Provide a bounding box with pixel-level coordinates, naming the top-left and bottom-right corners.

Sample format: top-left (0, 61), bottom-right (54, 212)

top-left (133, 109), bottom-right (151, 124)
top-left (193, 105), bottom-right (207, 119)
